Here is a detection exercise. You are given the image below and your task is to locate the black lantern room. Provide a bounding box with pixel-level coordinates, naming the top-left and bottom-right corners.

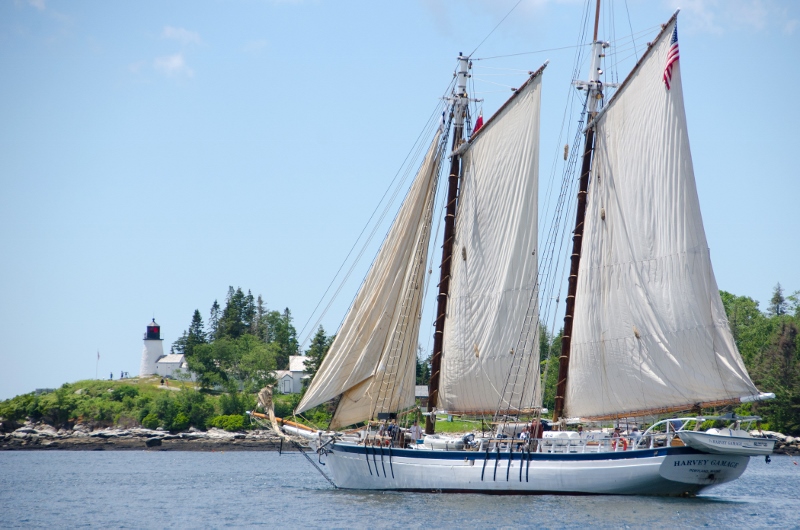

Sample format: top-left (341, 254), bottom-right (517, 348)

top-left (144, 319), bottom-right (161, 340)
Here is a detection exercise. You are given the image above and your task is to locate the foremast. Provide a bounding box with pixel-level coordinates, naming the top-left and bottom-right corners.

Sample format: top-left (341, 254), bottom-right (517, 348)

top-left (553, 0), bottom-right (614, 424)
top-left (426, 54), bottom-right (470, 435)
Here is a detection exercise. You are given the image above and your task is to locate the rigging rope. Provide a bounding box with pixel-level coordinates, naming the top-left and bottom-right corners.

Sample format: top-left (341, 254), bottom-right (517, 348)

top-left (468, 0), bottom-right (526, 58)
top-left (297, 81), bottom-right (455, 347)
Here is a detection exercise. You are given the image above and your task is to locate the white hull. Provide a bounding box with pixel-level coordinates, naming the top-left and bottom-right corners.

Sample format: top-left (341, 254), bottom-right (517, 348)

top-left (323, 443), bottom-right (748, 495)
top-left (678, 431), bottom-right (775, 456)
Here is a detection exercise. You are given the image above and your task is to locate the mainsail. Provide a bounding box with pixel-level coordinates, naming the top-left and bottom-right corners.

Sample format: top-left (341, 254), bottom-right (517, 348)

top-left (439, 71), bottom-right (543, 414)
top-left (296, 131), bottom-right (443, 429)
top-left (565, 19), bottom-right (759, 420)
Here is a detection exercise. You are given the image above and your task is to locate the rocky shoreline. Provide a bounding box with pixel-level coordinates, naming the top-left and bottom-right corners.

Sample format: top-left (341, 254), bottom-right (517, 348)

top-left (3, 422), bottom-right (799, 455)
top-left (1, 422), bottom-right (298, 452)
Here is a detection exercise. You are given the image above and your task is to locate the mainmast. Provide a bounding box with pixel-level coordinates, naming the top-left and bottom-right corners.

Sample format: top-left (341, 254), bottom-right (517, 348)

top-left (426, 54), bottom-right (470, 435)
top-left (553, 0), bottom-right (614, 424)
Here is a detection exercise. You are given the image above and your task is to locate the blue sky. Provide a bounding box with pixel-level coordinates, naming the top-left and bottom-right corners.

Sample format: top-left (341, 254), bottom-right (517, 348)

top-left (1, 0), bottom-right (798, 400)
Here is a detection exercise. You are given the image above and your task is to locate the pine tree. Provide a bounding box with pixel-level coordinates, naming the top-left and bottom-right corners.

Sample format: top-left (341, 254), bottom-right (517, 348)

top-left (186, 309), bottom-right (207, 357)
top-left (768, 283), bottom-right (787, 316)
top-left (304, 326), bottom-right (333, 386)
top-left (172, 310), bottom-right (207, 358)
top-left (252, 295), bottom-right (267, 339)
top-left (208, 300), bottom-right (221, 342)
top-left (268, 308), bottom-right (299, 369)
top-left (219, 287), bottom-right (248, 339)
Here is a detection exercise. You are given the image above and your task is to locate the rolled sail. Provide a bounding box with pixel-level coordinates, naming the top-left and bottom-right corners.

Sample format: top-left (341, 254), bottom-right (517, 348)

top-left (564, 17), bottom-right (759, 420)
top-left (296, 132), bottom-right (443, 429)
top-left (439, 71), bottom-right (543, 414)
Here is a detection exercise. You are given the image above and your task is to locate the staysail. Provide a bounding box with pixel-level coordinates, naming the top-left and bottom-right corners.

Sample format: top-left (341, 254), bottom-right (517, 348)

top-left (296, 131), bottom-right (443, 429)
top-left (439, 71), bottom-right (543, 414)
top-left (564, 17), bottom-right (759, 420)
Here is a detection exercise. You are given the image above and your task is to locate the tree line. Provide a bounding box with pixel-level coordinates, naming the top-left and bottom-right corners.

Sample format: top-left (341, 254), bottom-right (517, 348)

top-left (171, 286), bottom-right (341, 394)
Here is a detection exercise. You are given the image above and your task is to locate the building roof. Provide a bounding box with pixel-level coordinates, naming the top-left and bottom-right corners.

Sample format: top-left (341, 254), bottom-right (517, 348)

top-left (415, 385), bottom-right (429, 398)
top-left (289, 355), bottom-right (307, 372)
top-left (156, 354), bottom-right (185, 364)
top-left (274, 370), bottom-right (293, 379)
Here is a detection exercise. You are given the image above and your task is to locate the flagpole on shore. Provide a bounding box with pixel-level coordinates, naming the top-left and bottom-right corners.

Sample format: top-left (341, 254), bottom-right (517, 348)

top-left (96, 350), bottom-right (99, 379)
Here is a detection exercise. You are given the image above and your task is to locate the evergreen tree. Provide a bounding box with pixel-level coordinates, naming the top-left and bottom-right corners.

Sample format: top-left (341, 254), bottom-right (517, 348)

top-left (305, 326), bottom-right (333, 386)
top-left (768, 283), bottom-right (787, 316)
top-left (219, 287), bottom-right (248, 339)
top-left (172, 331), bottom-right (189, 357)
top-left (252, 295), bottom-right (267, 339)
top-left (244, 290), bottom-right (256, 333)
top-left (186, 309), bottom-right (207, 357)
top-left (208, 300), bottom-right (221, 342)
top-left (173, 310), bottom-right (208, 358)
top-left (267, 308), bottom-right (298, 369)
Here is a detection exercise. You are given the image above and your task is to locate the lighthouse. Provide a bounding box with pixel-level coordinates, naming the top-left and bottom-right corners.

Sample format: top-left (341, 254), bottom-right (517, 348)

top-left (139, 319), bottom-right (164, 377)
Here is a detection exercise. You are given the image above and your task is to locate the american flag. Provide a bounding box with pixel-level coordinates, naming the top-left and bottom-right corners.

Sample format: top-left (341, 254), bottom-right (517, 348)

top-left (663, 23), bottom-right (679, 90)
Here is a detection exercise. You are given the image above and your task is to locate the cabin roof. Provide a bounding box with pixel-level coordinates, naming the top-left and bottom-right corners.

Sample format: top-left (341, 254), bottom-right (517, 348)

top-left (157, 354), bottom-right (185, 364)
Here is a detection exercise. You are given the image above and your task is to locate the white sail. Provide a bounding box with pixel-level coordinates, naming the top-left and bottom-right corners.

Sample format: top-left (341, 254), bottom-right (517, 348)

top-left (296, 132), bottom-right (442, 429)
top-left (565, 19), bottom-right (759, 420)
top-left (439, 73), bottom-right (543, 414)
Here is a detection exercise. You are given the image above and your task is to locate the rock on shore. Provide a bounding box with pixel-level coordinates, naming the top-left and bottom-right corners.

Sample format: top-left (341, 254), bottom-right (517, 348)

top-left (3, 421), bottom-right (798, 455)
top-left (1, 421), bottom-right (295, 451)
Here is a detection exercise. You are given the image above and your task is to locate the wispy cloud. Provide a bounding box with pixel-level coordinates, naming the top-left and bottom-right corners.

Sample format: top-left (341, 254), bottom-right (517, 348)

top-left (154, 53), bottom-right (194, 78)
top-left (665, 0), bottom-right (797, 35)
top-left (27, 0), bottom-right (45, 11)
top-left (161, 26), bottom-right (201, 46)
top-left (243, 39), bottom-right (268, 54)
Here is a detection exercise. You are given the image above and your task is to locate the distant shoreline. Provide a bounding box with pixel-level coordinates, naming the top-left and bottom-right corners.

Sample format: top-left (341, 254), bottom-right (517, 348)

top-left (1, 427), bottom-right (300, 452)
top-left (4, 421), bottom-right (799, 456)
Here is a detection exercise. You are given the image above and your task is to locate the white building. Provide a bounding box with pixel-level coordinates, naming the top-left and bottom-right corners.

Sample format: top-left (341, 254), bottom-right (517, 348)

top-left (139, 319), bottom-right (164, 377)
top-left (155, 353), bottom-right (191, 379)
top-left (139, 319), bottom-right (192, 380)
top-left (274, 355), bottom-right (308, 394)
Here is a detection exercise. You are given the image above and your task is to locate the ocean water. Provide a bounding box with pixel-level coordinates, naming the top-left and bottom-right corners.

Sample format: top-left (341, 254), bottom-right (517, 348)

top-left (1, 451), bottom-right (798, 528)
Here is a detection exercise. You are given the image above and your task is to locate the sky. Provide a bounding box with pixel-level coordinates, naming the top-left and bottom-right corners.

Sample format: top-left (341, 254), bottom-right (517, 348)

top-left (1, 0), bottom-right (798, 401)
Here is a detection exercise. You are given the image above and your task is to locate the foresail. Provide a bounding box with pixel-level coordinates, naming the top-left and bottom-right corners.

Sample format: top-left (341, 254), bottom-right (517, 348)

top-left (439, 73), bottom-right (542, 414)
top-left (565, 18), bottom-right (759, 420)
top-left (296, 131), bottom-right (442, 429)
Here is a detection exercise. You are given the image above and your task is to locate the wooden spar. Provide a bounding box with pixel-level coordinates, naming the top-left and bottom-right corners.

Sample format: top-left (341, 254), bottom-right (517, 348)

top-left (425, 120), bottom-right (464, 435)
top-left (553, 0), bottom-right (602, 424)
top-left (553, 127), bottom-right (595, 423)
top-left (426, 55), bottom-right (469, 435)
top-left (251, 412), bottom-right (318, 432)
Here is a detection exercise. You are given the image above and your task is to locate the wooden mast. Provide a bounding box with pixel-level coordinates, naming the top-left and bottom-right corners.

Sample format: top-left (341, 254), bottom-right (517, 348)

top-left (553, 0), bottom-right (602, 424)
top-left (426, 55), bottom-right (469, 435)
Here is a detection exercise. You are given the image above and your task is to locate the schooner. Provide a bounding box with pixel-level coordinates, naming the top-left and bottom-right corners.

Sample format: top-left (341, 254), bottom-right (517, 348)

top-left (253, 4), bottom-right (775, 495)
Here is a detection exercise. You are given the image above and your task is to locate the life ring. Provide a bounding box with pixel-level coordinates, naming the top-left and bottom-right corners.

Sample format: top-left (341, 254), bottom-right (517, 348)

top-left (612, 437), bottom-right (628, 451)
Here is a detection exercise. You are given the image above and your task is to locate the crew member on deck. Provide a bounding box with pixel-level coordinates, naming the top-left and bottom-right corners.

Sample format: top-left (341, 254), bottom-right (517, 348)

top-left (409, 420), bottom-right (423, 442)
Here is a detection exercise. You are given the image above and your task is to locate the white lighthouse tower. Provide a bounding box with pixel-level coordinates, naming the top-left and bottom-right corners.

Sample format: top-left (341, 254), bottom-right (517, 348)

top-left (139, 319), bottom-right (164, 377)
